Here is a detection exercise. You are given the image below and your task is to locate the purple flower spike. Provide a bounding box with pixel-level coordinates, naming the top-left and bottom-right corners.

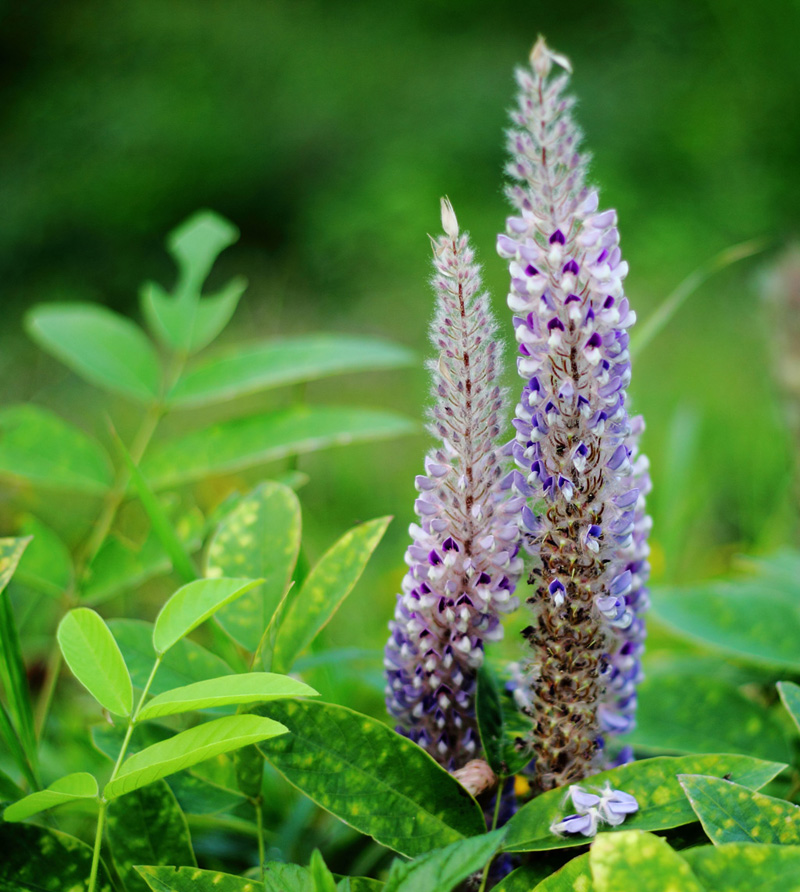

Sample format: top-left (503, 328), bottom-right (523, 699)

top-left (501, 37), bottom-right (651, 792)
top-left (385, 198), bottom-right (523, 770)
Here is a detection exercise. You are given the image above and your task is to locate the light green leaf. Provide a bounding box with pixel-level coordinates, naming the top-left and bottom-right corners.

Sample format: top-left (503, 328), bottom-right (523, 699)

top-left (3, 772), bottom-right (98, 822)
top-left (138, 673), bottom-right (318, 721)
top-left (169, 210), bottom-right (238, 292)
top-left (778, 681), bottom-right (800, 734)
top-left (168, 334), bottom-right (415, 408)
top-left (58, 607), bottom-right (133, 716)
top-left (109, 619), bottom-right (234, 697)
top-left (137, 865), bottom-right (260, 892)
top-left (14, 516), bottom-right (73, 597)
top-left (104, 714), bottom-right (288, 800)
top-left (384, 830), bottom-right (504, 892)
top-left (679, 775), bottom-right (800, 845)
top-left (310, 850), bottom-right (338, 892)
top-left (503, 754), bottom-right (786, 853)
top-left (683, 843), bottom-right (800, 892)
top-left (272, 516), bottom-right (391, 672)
top-left (0, 404), bottom-right (113, 494)
top-left (0, 823), bottom-right (113, 891)
top-left (141, 406), bottom-right (417, 490)
top-left (152, 578), bottom-right (262, 655)
top-left (255, 699), bottom-right (486, 857)
top-left (107, 780), bottom-right (196, 892)
top-left (185, 277), bottom-right (247, 353)
top-left (205, 481), bottom-right (302, 651)
top-left (26, 302), bottom-right (161, 402)
top-left (263, 862), bottom-right (314, 892)
top-left (528, 854), bottom-right (592, 891)
top-left (590, 830), bottom-right (706, 892)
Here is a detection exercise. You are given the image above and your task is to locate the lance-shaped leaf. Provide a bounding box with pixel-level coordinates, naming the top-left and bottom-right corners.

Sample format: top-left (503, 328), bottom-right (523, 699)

top-left (310, 850), bottom-right (337, 892)
top-left (205, 481), bottom-right (301, 652)
top-left (141, 406), bottom-right (417, 490)
top-left (683, 842), bottom-right (800, 891)
top-left (0, 404), bottom-right (113, 494)
top-left (104, 714), bottom-right (288, 800)
top-left (3, 772), bottom-right (98, 822)
top-left (137, 865), bottom-right (258, 892)
top-left (272, 516), bottom-right (391, 672)
top-left (107, 780), bottom-right (196, 892)
top-left (26, 302), bottom-right (161, 403)
top-left (255, 699), bottom-right (485, 857)
top-left (503, 754), bottom-right (786, 853)
top-left (679, 774), bottom-right (800, 845)
top-left (138, 673), bottom-right (318, 721)
top-left (0, 823), bottom-right (113, 891)
top-left (778, 681), bottom-right (800, 734)
top-left (58, 607), bottom-right (133, 716)
top-left (590, 831), bottom-right (706, 892)
top-left (152, 578), bottom-right (262, 655)
top-left (168, 334), bottom-right (415, 408)
top-left (384, 830), bottom-right (505, 892)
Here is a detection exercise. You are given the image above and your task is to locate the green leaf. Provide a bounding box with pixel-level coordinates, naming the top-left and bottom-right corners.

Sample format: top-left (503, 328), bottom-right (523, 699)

top-left (233, 743), bottom-right (263, 798)
top-left (590, 830), bottom-right (706, 892)
top-left (679, 775), bottom-right (800, 845)
top-left (310, 850), bottom-right (338, 892)
top-left (107, 779), bottom-right (196, 892)
top-left (683, 843), bottom-right (800, 892)
top-left (503, 754), bottom-right (786, 853)
top-left (26, 302), bottom-right (161, 402)
top-left (167, 771), bottom-right (248, 815)
top-left (205, 481), bottom-right (302, 651)
top-left (526, 855), bottom-right (592, 891)
top-left (136, 865), bottom-right (259, 892)
top-left (0, 766), bottom-right (25, 801)
top-left (104, 714), bottom-right (288, 799)
top-left (384, 830), bottom-right (505, 892)
top-left (168, 334), bottom-right (415, 408)
top-left (255, 699), bottom-right (486, 857)
top-left (263, 862), bottom-right (315, 892)
top-left (625, 673), bottom-right (791, 762)
top-left (3, 772), bottom-right (98, 822)
top-left (0, 700), bottom-right (37, 791)
top-left (0, 404), bottom-right (113, 494)
top-left (652, 579), bottom-right (800, 671)
top-left (110, 619), bottom-right (234, 696)
top-left (14, 516), bottom-right (73, 597)
top-left (272, 516), bottom-right (391, 672)
top-left (58, 607), bottom-right (133, 716)
top-left (778, 681), bottom-right (800, 734)
top-left (0, 823), bottom-right (113, 891)
top-left (474, 665), bottom-right (530, 778)
top-left (138, 672), bottom-right (318, 721)
top-left (141, 406), bottom-right (417, 490)
top-left (152, 577), bottom-right (262, 655)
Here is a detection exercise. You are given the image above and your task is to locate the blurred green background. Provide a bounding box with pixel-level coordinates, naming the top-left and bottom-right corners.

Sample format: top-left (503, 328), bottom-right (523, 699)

top-left (1, 0), bottom-right (799, 697)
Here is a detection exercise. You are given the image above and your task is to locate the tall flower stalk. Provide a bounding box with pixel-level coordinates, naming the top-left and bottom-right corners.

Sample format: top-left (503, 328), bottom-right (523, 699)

top-left (498, 38), bottom-right (651, 792)
top-left (385, 199), bottom-right (523, 770)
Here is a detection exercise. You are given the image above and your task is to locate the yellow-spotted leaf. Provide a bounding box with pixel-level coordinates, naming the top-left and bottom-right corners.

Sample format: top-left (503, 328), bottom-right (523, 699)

top-left (683, 843), bottom-right (800, 892)
top-left (778, 681), bottom-right (800, 734)
top-left (590, 831), bottom-right (706, 892)
top-left (3, 772), bottom-right (98, 822)
top-left (137, 865), bottom-right (259, 892)
top-left (528, 854), bottom-right (592, 891)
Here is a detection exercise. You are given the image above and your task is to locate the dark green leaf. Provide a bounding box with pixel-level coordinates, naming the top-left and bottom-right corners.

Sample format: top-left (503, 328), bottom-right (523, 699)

top-left (263, 862), bottom-right (314, 892)
top-left (107, 780), bottom-right (196, 892)
top-left (0, 766), bottom-right (25, 801)
top-left (778, 681), bottom-right (800, 734)
top-left (475, 665), bottom-right (504, 775)
top-left (233, 744), bottom-right (263, 798)
top-left (14, 516), bottom-right (73, 597)
top-left (0, 700), bottom-right (37, 790)
top-left (141, 406), bottom-right (417, 490)
top-left (167, 771), bottom-right (248, 815)
top-left (168, 334), bottom-right (415, 408)
top-left (590, 830), bottom-right (706, 892)
top-left (3, 772), bottom-right (98, 822)
top-left (683, 843), bottom-right (800, 892)
top-left (525, 855), bottom-right (592, 891)
top-left (255, 699), bottom-right (485, 857)
top-left (137, 865), bottom-right (259, 892)
top-left (26, 302), bottom-right (161, 402)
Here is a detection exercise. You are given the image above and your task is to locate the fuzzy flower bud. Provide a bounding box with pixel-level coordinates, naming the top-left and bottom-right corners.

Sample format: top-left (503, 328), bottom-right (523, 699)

top-left (499, 39), bottom-right (651, 790)
top-left (385, 199), bottom-right (523, 769)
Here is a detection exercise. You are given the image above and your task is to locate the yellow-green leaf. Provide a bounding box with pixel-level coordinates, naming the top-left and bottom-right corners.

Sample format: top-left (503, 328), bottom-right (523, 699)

top-left (3, 772), bottom-right (98, 822)
top-left (590, 830), bottom-right (706, 892)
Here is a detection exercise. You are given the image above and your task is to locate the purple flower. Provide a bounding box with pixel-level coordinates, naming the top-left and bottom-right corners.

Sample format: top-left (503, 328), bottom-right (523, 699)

top-left (549, 782), bottom-right (639, 837)
top-left (385, 198), bottom-right (523, 769)
top-left (500, 38), bottom-right (652, 791)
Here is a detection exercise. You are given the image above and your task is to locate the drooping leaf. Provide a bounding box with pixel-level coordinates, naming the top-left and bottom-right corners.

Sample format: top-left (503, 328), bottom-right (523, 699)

top-left (0, 822), bottom-right (113, 891)
top-left (503, 754), bottom-right (786, 853)
top-left (683, 843), bottom-right (800, 892)
top-left (255, 699), bottom-right (486, 857)
top-left (590, 830), bottom-right (706, 892)
top-left (14, 516), bottom-right (73, 597)
top-left (58, 607), bottom-right (133, 716)
top-left (168, 334), bottom-right (415, 408)
top-left (152, 577), bottom-right (262, 655)
top-left (137, 865), bottom-right (259, 892)
top-left (383, 830), bottom-right (505, 892)
top-left (205, 481), bottom-right (302, 651)
top-left (105, 714), bottom-right (288, 800)
top-left (679, 775), bottom-right (800, 845)
top-left (141, 406), bottom-right (417, 490)
top-left (3, 772), bottom-right (98, 822)
top-left (272, 516), bottom-right (391, 672)
top-left (138, 673), bottom-right (318, 721)
top-left (778, 681), bottom-right (800, 734)
top-left (263, 863), bottom-right (314, 892)
top-left (107, 779), bottom-right (196, 892)
top-left (0, 404), bottom-right (113, 494)
top-left (26, 302), bottom-right (161, 402)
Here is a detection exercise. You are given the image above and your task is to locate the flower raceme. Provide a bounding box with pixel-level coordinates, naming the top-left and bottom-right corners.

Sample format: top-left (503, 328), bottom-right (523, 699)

top-left (498, 38), bottom-right (652, 791)
top-left (384, 199), bottom-right (523, 769)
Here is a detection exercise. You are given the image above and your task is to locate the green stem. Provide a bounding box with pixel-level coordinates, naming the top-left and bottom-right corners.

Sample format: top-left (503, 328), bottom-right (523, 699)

top-left (88, 800), bottom-right (107, 892)
top-left (478, 780), bottom-right (505, 892)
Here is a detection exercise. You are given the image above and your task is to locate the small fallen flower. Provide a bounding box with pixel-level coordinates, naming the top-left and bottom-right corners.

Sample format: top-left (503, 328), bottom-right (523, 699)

top-left (549, 782), bottom-right (638, 838)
